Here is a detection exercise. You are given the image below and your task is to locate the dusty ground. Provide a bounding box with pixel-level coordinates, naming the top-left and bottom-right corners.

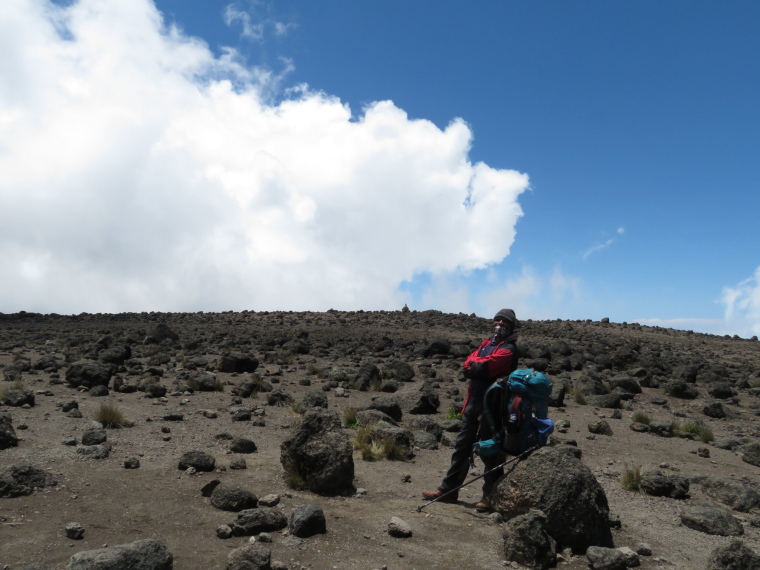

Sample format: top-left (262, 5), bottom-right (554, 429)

top-left (1, 311), bottom-right (759, 569)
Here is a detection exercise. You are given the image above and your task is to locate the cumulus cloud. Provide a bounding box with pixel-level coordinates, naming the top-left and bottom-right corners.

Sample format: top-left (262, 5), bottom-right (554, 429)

top-left (720, 266), bottom-right (760, 337)
top-left (582, 227), bottom-right (624, 260)
top-left (0, 0), bottom-right (529, 314)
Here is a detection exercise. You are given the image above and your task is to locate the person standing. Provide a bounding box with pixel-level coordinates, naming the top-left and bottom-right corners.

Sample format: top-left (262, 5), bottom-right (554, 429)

top-left (421, 308), bottom-right (520, 512)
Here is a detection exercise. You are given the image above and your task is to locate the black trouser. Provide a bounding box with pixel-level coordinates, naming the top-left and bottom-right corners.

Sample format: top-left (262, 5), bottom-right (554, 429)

top-left (439, 411), bottom-right (504, 498)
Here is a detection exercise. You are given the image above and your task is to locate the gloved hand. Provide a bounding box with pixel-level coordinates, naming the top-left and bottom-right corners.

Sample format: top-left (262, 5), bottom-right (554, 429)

top-left (468, 361), bottom-right (489, 380)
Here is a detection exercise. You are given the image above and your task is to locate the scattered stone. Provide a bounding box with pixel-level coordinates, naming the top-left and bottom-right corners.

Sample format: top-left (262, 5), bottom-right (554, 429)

top-left (76, 444), bottom-right (111, 459)
top-left (229, 437), bottom-right (257, 454)
top-left (178, 451), bottom-right (216, 472)
top-left (640, 470), bottom-right (689, 499)
top-left (123, 457), bottom-right (140, 469)
top-left (388, 516), bottom-right (412, 538)
top-left (289, 504), bottom-right (327, 538)
top-left (81, 429), bottom-right (107, 446)
top-left (0, 413), bottom-right (19, 449)
top-left (229, 457), bottom-right (247, 470)
top-left (588, 420), bottom-right (613, 436)
top-left (680, 504), bottom-right (744, 536)
top-left (586, 545), bottom-right (627, 570)
top-left (700, 476), bottom-right (760, 512)
top-left (280, 409), bottom-right (354, 496)
top-left (502, 509), bottom-right (556, 569)
top-left (226, 543), bottom-right (270, 570)
top-left (0, 465), bottom-right (58, 497)
top-left (65, 538), bottom-right (172, 569)
top-left (706, 539), bottom-right (760, 570)
top-left (64, 522), bottom-right (85, 540)
top-left (231, 508), bottom-right (288, 536)
top-left (258, 494), bottom-right (280, 507)
top-left (210, 483), bottom-right (258, 512)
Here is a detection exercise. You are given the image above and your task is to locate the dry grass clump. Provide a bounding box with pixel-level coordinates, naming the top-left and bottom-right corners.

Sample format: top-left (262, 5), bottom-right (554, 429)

top-left (283, 464), bottom-right (307, 491)
top-left (631, 410), bottom-right (651, 424)
top-left (95, 403), bottom-right (126, 428)
top-left (342, 407), bottom-right (360, 428)
top-left (353, 426), bottom-right (408, 461)
top-left (621, 464), bottom-right (642, 491)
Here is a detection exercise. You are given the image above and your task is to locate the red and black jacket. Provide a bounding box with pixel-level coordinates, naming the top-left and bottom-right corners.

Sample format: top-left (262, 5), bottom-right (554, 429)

top-left (461, 335), bottom-right (519, 414)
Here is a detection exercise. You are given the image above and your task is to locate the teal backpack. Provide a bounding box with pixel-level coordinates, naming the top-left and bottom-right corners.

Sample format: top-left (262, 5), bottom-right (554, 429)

top-left (474, 369), bottom-right (554, 458)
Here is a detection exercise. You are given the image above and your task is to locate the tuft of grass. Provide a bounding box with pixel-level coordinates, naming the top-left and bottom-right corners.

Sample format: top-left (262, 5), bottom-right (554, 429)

top-left (283, 464), bottom-right (307, 491)
top-left (445, 405), bottom-right (462, 421)
top-left (369, 377), bottom-right (383, 392)
top-left (698, 426), bottom-right (715, 443)
top-left (574, 391), bottom-right (587, 405)
top-left (95, 402), bottom-right (126, 429)
top-left (212, 379), bottom-right (225, 392)
top-left (343, 407), bottom-right (360, 429)
top-left (631, 410), bottom-right (651, 425)
top-left (352, 426), bottom-right (409, 461)
top-left (621, 464), bottom-right (642, 491)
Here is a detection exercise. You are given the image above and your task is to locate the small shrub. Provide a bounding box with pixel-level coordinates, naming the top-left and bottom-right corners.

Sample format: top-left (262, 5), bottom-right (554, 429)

top-left (698, 426), bottom-right (715, 443)
top-left (306, 363), bottom-right (324, 376)
top-left (621, 464), bottom-right (642, 491)
top-left (631, 410), bottom-right (651, 425)
top-left (212, 379), bottom-right (225, 392)
top-left (95, 403), bottom-right (125, 429)
top-left (574, 391), bottom-right (587, 405)
top-left (369, 377), bottom-right (383, 392)
top-left (343, 407), bottom-right (360, 428)
top-left (379, 438), bottom-right (408, 461)
top-left (670, 419), bottom-right (682, 435)
top-left (445, 405), bottom-right (462, 420)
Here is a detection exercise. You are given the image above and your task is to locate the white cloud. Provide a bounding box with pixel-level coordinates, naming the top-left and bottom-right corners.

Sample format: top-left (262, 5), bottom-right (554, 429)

top-left (0, 0), bottom-right (529, 314)
top-left (719, 266), bottom-right (760, 337)
top-left (223, 1), bottom-right (294, 42)
top-left (582, 226), bottom-right (625, 260)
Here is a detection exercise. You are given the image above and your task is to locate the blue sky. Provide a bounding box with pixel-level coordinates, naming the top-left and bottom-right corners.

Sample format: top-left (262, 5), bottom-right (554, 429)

top-left (2, 0), bottom-right (759, 337)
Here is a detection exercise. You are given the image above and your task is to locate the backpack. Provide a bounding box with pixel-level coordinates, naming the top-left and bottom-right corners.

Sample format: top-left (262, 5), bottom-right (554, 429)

top-left (475, 369), bottom-right (554, 457)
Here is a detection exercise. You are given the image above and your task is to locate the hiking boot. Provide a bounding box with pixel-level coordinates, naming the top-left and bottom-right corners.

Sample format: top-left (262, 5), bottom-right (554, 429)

top-left (421, 489), bottom-right (458, 503)
top-left (474, 499), bottom-right (492, 513)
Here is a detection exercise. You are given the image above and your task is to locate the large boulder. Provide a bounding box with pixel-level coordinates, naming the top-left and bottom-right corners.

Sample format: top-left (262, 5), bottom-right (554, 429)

top-left (177, 451), bottom-right (216, 472)
top-left (0, 465), bottom-right (57, 497)
top-left (65, 361), bottom-right (115, 389)
top-left (680, 505), bottom-right (744, 536)
top-left (280, 409), bottom-right (354, 495)
top-left (490, 446), bottom-right (613, 552)
top-left (383, 360), bottom-right (415, 382)
top-left (65, 538), bottom-right (172, 570)
top-left (640, 470), bottom-right (689, 499)
top-left (226, 543), bottom-right (270, 570)
top-left (502, 509), bottom-right (557, 569)
top-left (218, 353), bottom-right (259, 374)
top-left (231, 508), bottom-right (288, 536)
top-left (365, 396), bottom-right (402, 422)
top-left (3, 389), bottom-right (35, 407)
top-left (700, 476), bottom-right (760, 512)
top-left (289, 504), bottom-right (327, 538)
top-left (143, 323), bottom-right (179, 345)
top-left (0, 413), bottom-right (19, 449)
top-left (210, 483), bottom-right (258, 512)
top-left (402, 380), bottom-right (440, 415)
top-left (706, 540), bottom-right (760, 570)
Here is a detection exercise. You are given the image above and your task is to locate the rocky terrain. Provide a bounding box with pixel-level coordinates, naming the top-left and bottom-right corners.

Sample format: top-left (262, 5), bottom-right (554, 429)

top-left (1, 309), bottom-right (759, 570)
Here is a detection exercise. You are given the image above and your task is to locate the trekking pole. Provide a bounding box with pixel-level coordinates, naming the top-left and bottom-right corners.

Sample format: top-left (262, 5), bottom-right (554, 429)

top-left (416, 445), bottom-right (539, 512)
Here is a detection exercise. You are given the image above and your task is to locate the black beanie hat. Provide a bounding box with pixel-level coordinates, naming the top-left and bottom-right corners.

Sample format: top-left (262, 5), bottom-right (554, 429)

top-left (493, 309), bottom-right (516, 328)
